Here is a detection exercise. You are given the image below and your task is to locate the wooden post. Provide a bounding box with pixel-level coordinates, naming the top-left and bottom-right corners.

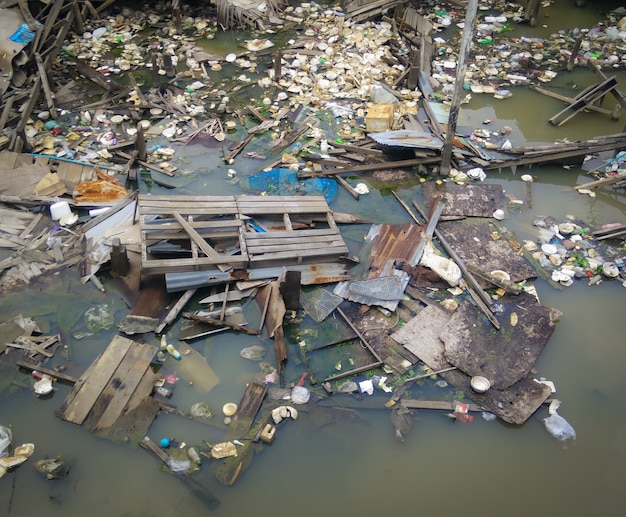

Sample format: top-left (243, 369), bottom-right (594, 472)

top-left (35, 53), bottom-right (58, 119)
top-left (440, 0), bottom-right (479, 176)
top-left (136, 125), bottom-right (147, 161)
top-left (71, 0), bottom-right (84, 34)
top-left (524, 0), bottom-right (541, 26)
top-left (407, 49), bottom-right (419, 90)
top-left (273, 50), bottom-right (282, 82)
top-left (111, 238), bottom-right (129, 276)
top-left (172, 0), bottom-right (182, 33)
top-left (567, 35), bottom-right (583, 72)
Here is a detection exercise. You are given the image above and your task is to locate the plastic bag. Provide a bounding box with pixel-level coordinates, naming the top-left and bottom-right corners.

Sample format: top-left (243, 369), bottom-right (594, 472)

top-left (0, 426), bottom-right (11, 458)
top-left (543, 413), bottom-right (576, 441)
top-left (166, 458), bottom-right (191, 473)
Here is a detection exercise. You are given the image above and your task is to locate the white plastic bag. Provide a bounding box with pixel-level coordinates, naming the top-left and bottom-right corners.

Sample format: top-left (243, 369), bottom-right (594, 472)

top-left (0, 426), bottom-right (11, 458)
top-left (543, 413), bottom-right (576, 441)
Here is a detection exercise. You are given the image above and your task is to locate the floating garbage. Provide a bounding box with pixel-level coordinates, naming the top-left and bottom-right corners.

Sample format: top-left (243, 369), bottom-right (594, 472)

top-left (35, 457), bottom-right (70, 480)
top-left (242, 168), bottom-right (338, 203)
top-left (211, 441), bottom-right (238, 459)
top-left (0, 443), bottom-right (35, 473)
top-left (222, 403), bottom-right (238, 417)
top-left (0, 426), bottom-right (12, 458)
top-left (33, 374), bottom-right (54, 396)
top-left (271, 405), bottom-right (298, 424)
top-left (543, 412), bottom-right (576, 441)
top-left (290, 386), bottom-right (310, 404)
top-left (240, 344), bottom-right (265, 361)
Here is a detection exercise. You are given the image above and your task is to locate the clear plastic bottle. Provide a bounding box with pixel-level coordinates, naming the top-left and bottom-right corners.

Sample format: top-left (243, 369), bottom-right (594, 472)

top-left (187, 447), bottom-right (201, 465)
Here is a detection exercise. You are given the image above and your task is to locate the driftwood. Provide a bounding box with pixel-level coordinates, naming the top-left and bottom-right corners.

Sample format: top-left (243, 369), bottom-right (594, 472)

top-left (156, 289), bottom-right (197, 334)
top-left (182, 312), bottom-right (260, 335)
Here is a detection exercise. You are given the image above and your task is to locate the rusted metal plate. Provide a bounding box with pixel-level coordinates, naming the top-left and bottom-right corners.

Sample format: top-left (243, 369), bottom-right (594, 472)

top-left (368, 222), bottom-right (425, 271)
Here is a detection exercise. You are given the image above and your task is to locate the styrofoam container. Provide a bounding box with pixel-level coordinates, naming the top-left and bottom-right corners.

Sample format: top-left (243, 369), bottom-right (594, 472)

top-left (50, 201), bottom-right (71, 221)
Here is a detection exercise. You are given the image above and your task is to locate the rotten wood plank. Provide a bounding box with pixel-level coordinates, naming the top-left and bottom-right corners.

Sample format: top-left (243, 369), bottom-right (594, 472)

top-left (58, 335), bottom-right (133, 425)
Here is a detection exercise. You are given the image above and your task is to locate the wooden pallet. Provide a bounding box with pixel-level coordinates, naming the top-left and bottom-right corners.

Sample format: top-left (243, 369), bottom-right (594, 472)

top-left (238, 195), bottom-right (348, 266)
top-left (138, 194), bottom-right (348, 274)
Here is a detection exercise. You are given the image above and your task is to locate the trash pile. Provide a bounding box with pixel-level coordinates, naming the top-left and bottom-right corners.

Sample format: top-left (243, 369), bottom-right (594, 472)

top-left (421, 2), bottom-right (626, 97)
top-left (528, 214), bottom-right (626, 287)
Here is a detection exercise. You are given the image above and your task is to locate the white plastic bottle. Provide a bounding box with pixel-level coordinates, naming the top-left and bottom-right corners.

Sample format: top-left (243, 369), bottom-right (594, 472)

top-left (166, 343), bottom-right (181, 360)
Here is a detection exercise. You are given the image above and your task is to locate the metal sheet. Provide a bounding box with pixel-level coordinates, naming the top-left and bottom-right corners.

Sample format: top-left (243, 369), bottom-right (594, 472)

top-left (165, 263), bottom-right (350, 292)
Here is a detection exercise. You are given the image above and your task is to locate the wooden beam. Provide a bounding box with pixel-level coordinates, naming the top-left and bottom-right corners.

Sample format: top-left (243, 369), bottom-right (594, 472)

top-left (441, 0), bottom-right (479, 175)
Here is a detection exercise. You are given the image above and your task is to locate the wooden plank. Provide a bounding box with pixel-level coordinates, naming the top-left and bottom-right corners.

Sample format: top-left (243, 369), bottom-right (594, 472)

top-left (59, 335), bottom-right (133, 425)
top-left (142, 256), bottom-right (248, 268)
top-left (172, 212), bottom-right (220, 258)
top-left (92, 341), bottom-right (156, 431)
top-left (139, 193), bottom-right (237, 203)
top-left (139, 436), bottom-right (220, 510)
top-left (245, 233), bottom-right (344, 246)
top-left (227, 382), bottom-right (267, 437)
top-left (575, 171), bottom-right (626, 190)
top-left (247, 239), bottom-right (346, 254)
top-left (243, 228), bottom-right (340, 240)
top-left (140, 219), bottom-right (242, 230)
top-left (143, 230), bottom-right (241, 241)
top-left (248, 245), bottom-right (348, 263)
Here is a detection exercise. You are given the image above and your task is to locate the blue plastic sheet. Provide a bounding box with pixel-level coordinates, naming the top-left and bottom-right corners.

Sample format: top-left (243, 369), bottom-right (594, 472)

top-left (242, 168), bottom-right (337, 203)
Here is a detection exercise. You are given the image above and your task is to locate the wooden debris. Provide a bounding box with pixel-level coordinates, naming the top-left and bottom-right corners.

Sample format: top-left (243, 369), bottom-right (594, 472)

top-left (58, 335), bottom-right (159, 442)
top-left (182, 312), bottom-right (260, 335)
top-left (139, 194), bottom-right (348, 274)
top-left (140, 436), bottom-right (220, 510)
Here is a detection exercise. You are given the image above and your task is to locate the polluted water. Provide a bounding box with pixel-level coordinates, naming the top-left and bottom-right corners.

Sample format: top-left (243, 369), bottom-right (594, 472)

top-left (0, 1), bottom-right (625, 517)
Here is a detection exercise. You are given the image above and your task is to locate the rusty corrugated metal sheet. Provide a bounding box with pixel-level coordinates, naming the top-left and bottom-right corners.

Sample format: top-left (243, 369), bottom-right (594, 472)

top-left (333, 222), bottom-right (424, 310)
top-left (368, 222), bottom-right (425, 272)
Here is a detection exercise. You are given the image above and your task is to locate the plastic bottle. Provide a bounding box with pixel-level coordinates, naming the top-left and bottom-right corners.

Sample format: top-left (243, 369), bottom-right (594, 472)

top-left (187, 447), bottom-right (201, 465)
top-left (166, 343), bottom-right (182, 360)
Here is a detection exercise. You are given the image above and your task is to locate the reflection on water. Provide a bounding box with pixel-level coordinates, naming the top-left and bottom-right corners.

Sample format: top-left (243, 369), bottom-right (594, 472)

top-left (1, 1), bottom-right (625, 515)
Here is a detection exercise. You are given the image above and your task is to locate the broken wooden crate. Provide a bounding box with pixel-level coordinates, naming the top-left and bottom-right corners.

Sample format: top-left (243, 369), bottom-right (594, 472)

top-left (138, 194), bottom-right (348, 274)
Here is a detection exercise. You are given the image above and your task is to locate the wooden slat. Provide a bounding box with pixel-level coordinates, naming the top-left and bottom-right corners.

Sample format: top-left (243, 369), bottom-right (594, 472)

top-left (172, 212), bottom-right (222, 259)
top-left (247, 238), bottom-right (345, 253)
top-left (243, 228), bottom-right (339, 239)
top-left (143, 230), bottom-right (241, 241)
top-left (142, 255), bottom-right (248, 268)
top-left (59, 335), bottom-right (133, 425)
top-left (248, 246), bottom-right (348, 262)
top-left (140, 219), bottom-right (242, 230)
top-left (245, 233), bottom-right (342, 246)
top-left (139, 194), bottom-right (236, 202)
top-left (92, 342), bottom-right (156, 431)
top-left (140, 206), bottom-right (238, 215)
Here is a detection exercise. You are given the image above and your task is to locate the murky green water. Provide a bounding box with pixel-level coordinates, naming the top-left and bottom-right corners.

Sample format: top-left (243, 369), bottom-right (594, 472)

top-left (1, 1), bottom-right (625, 516)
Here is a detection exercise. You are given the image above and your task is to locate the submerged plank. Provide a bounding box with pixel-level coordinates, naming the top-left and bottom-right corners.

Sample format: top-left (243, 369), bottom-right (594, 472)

top-left (59, 335), bottom-right (133, 425)
top-left (91, 341), bottom-right (156, 432)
